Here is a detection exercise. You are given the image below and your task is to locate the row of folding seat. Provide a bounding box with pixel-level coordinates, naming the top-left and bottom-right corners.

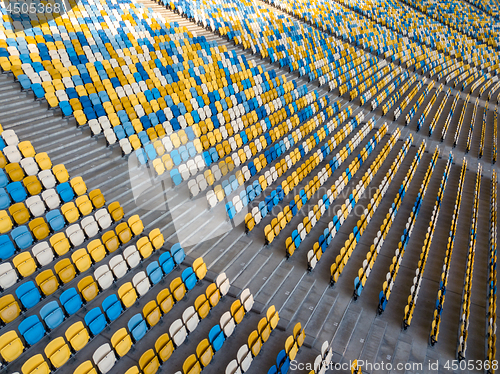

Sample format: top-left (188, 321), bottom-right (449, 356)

top-left (463, 70), bottom-right (484, 92)
top-left (445, 64), bottom-right (468, 86)
top-left (245, 106), bottom-right (354, 231)
top-left (349, 63), bottom-right (392, 101)
top-left (0, 213), bottom-right (146, 326)
top-left (163, 85), bottom-right (316, 183)
top-left (466, 0), bottom-right (499, 18)
top-left (478, 76), bottom-right (498, 101)
top-left (243, 105), bottom-right (354, 230)
top-left (452, 94), bottom-right (471, 147)
top-left (330, 132), bottom-right (411, 284)
top-left (405, 80), bottom-right (434, 126)
top-left (354, 140), bottom-right (426, 299)
top-left (494, 109), bottom-right (498, 164)
top-left (267, 323), bottom-right (305, 374)
top-left (465, 98), bottom-right (481, 153)
top-left (378, 146), bottom-right (439, 314)
top-left (305, 340), bottom-right (333, 374)
top-left (225, 305), bottom-right (280, 374)
top-left (402, 153), bottom-right (452, 330)
top-left (381, 73), bottom-right (417, 116)
top-left (0, 199), bottom-right (122, 289)
top-left (268, 0), bottom-right (428, 72)
top-left (165, 0), bottom-right (379, 93)
top-left (440, 92), bottom-right (460, 142)
top-left (404, 0), bottom-right (500, 48)
top-left (429, 158), bottom-right (467, 345)
top-left (457, 164), bottom-right (482, 360)
top-left (339, 0), bottom-right (500, 73)
top-left (359, 66), bottom-right (403, 107)
top-left (488, 81), bottom-right (500, 101)
top-left (487, 169), bottom-right (497, 366)
top-left (18, 259), bottom-right (210, 374)
top-left (0, 252), bottom-right (195, 370)
top-left (266, 115), bottom-right (371, 245)
top-left (0, 181), bottom-right (98, 237)
top-left (393, 78), bottom-right (423, 121)
top-left (431, 59), bottom-right (457, 81)
top-left (478, 106), bottom-right (487, 159)
top-left (193, 94), bottom-right (329, 195)
top-left (288, 122), bottom-right (389, 261)
top-left (206, 98), bottom-right (336, 204)
top-left (371, 70), bottom-right (411, 112)
top-left (324, 54), bottom-right (378, 91)
top-left (415, 83), bottom-right (443, 132)
top-left (428, 88), bottom-right (451, 137)
top-left (172, 288), bottom-right (254, 374)
top-left (90, 258), bottom-right (209, 374)
top-left (291, 119), bottom-right (390, 260)
top-left (0, 202), bottom-right (123, 294)
top-left (458, 69), bottom-right (481, 92)
top-left (338, 60), bottom-right (385, 96)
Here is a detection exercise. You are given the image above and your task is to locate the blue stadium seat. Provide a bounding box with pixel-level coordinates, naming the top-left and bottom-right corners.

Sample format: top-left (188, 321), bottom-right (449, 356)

top-left (0, 235), bottom-right (16, 260)
top-left (56, 182), bottom-right (75, 203)
top-left (11, 226), bottom-right (33, 250)
top-left (146, 261), bottom-right (163, 285)
top-left (59, 288), bottom-right (82, 316)
top-left (85, 307), bottom-right (107, 336)
top-left (46, 210), bottom-right (65, 231)
top-left (182, 267), bottom-right (197, 291)
top-left (171, 243), bottom-right (185, 265)
top-left (159, 251), bottom-right (175, 275)
top-left (128, 313), bottom-right (147, 342)
top-left (209, 325), bottom-right (225, 352)
top-left (40, 301), bottom-right (65, 330)
top-left (16, 280), bottom-right (41, 309)
top-left (102, 294), bottom-right (123, 322)
top-left (19, 315), bottom-right (45, 346)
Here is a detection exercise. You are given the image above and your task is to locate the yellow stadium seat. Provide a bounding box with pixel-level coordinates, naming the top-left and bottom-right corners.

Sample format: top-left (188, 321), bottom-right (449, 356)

top-left (88, 239), bottom-right (107, 262)
top-left (70, 176), bottom-right (87, 196)
top-left (36, 269), bottom-right (59, 296)
top-left (143, 300), bottom-right (161, 328)
top-left (89, 189), bottom-right (105, 209)
top-left (111, 328), bottom-right (132, 357)
top-left (55, 258), bottom-right (76, 284)
top-left (45, 337), bottom-right (71, 368)
top-left (9, 202), bottom-right (30, 225)
top-left (0, 330), bottom-right (24, 362)
top-left (74, 361), bottom-right (97, 374)
top-left (140, 349), bottom-right (160, 374)
top-left (22, 354), bottom-right (50, 374)
top-left (102, 231), bottom-right (119, 253)
top-left (50, 232), bottom-right (71, 256)
top-left (71, 248), bottom-right (92, 273)
top-left (155, 333), bottom-right (174, 362)
top-left (0, 294), bottom-right (20, 324)
top-left (62, 202), bottom-right (80, 223)
top-left (53, 164), bottom-right (70, 183)
top-left (118, 282), bottom-right (137, 308)
top-left (29, 217), bottom-right (50, 240)
top-left (65, 321), bottom-right (89, 351)
top-left (78, 276), bottom-right (98, 302)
